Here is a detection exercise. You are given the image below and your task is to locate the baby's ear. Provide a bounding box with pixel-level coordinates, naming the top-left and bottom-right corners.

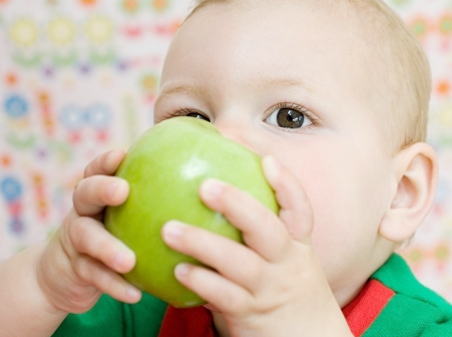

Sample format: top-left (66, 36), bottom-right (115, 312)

top-left (379, 143), bottom-right (438, 243)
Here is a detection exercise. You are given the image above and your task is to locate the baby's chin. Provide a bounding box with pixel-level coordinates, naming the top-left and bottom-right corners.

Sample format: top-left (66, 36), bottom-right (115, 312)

top-left (203, 303), bottom-right (222, 313)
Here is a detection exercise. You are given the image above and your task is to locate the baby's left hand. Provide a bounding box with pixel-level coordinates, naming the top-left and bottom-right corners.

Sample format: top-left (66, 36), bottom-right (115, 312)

top-left (162, 156), bottom-right (352, 337)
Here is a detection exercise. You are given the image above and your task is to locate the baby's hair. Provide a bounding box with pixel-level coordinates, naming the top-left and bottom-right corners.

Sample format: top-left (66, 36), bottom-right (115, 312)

top-left (185, 0), bottom-right (431, 152)
top-left (344, 0), bottom-right (431, 151)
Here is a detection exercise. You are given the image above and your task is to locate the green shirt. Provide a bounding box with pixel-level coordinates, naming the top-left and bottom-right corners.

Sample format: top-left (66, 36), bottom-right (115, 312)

top-left (362, 254), bottom-right (452, 336)
top-left (53, 254), bottom-right (452, 336)
top-left (52, 292), bottom-right (167, 337)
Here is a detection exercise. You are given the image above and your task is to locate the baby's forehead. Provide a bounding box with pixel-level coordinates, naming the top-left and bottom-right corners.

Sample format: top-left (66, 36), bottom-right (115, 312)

top-left (190, 0), bottom-right (375, 24)
top-left (185, 0), bottom-right (387, 85)
top-left (179, 0), bottom-right (391, 108)
top-left (189, 0), bottom-right (384, 53)
top-left (176, 3), bottom-right (384, 106)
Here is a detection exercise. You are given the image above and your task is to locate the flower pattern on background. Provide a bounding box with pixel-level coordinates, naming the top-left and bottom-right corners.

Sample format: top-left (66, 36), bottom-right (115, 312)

top-left (0, 0), bottom-right (451, 302)
top-left (9, 18), bottom-right (38, 47)
top-left (3, 94), bottom-right (28, 119)
top-left (48, 17), bottom-right (76, 46)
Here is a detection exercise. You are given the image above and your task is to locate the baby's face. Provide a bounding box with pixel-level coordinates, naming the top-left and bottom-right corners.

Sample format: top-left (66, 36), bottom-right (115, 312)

top-left (154, 1), bottom-right (396, 304)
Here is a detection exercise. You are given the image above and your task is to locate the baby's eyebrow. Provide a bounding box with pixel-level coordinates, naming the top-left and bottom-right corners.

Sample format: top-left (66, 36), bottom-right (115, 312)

top-left (259, 77), bottom-right (334, 104)
top-left (260, 77), bottom-right (319, 94)
top-left (155, 84), bottom-right (209, 107)
top-left (155, 76), bottom-right (332, 106)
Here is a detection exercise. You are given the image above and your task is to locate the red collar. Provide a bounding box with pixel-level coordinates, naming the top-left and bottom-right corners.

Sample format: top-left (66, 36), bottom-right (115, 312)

top-left (159, 279), bottom-right (395, 337)
top-left (159, 306), bottom-right (216, 337)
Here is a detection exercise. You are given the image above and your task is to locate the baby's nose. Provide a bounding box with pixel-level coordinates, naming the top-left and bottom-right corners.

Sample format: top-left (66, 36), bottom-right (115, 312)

top-left (215, 122), bottom-right (260, 156)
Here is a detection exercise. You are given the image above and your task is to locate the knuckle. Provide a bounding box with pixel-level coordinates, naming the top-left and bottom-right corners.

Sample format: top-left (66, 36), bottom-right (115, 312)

top-left (66, 289), bottom-right (91, 312)
top-left (223, 290), bottom-right (248, 313)
top-left (72, 254), bottom-right (90, 281)
top-left (100, 181), bottom-right (114, 204)
top-left (84, 153), bottom-right (103, 178)
top-left (84, 159), bottom-right (98, 178)
top-left (83, 165), bottom-right (92, 179)
top-left (72, 180), bottom-right (83, 210)
top-left (69, 217), bottom-right (91, 252)
top-left (72, 179), bottom-right (92, 214)
top-left (67, 268), bottom-right (100, 312)
top-left (73, 255), bottom-right (111, 289)
top-left (99, 152), bottom-right (111, 174)
top-left (58, 211), bottom-right (78, 251)
top-left (243, 260), bottom-right (264, 286)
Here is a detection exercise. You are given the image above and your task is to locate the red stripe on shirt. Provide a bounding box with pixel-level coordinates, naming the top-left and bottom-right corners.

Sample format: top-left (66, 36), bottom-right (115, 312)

top-left (342, 279), bottom-right (395, 336)
top-left (159, 306), bottom-right (215, 337)
top-left (159, 279), bottom-right (395, 337)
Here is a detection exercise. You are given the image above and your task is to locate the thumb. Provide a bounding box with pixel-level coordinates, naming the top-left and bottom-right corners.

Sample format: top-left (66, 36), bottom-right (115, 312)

top-left (262, 155), bottom-right (314, 244)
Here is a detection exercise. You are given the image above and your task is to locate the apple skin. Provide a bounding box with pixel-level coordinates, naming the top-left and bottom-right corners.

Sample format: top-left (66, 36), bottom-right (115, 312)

top-left (104, 116), bottom-right (279, 308)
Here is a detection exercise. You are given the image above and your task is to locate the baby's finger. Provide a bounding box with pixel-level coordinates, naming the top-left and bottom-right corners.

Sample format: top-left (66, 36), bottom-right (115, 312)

top-left (73, 254), bottom-right (141, 304)
top-left (173, 263), bottom-right (252, 315)
top-left (162, 221), bottom-right (262, 291)
top-left (262, 155), bottom-right (313, 244)
top-left (199, 179), bottom-right (289, 262)
top-left (68, 216), bottom-right (135, 274)
top-left (84, 149), bottom-right (126, 178)
top-left (73, 175), bottom-right (129, 217)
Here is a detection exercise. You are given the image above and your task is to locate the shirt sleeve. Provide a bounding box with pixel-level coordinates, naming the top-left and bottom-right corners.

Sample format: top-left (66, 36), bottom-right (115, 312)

top-left (52, 293), bottom-right (168, 337)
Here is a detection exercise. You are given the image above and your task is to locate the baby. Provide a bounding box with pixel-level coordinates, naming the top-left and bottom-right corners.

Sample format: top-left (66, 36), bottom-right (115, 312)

top-left (2, 0), bottom-right (451, 336)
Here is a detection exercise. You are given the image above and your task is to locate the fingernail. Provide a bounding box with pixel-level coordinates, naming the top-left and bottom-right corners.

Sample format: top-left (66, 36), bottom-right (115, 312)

top-left (263, 155), bottom-right (282, 179)
top-left (175, 263), bottom-right (190, 279)
top-left (108, 149), bottom-right (125, 162)
top-left (114, 247), bottom-right (134, 269)
top-left (114, 252), bottom-right (125, 268)
top-left (201, 179), bottom-right (224, 200)
top-left (162, 221), bottom-right (184, 241)
top-left (108, 180), bottom-right (127, 198)
top-left (125, 286), bottom-right (141, 301)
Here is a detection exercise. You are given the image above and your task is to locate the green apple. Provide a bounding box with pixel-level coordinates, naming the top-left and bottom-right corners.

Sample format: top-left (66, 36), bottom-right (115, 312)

top-left (104, 116), bottom-right (279, 308)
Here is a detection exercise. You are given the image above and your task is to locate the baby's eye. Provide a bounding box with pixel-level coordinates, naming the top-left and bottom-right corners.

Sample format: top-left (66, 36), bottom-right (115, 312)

top-left (265, 107), bottom-right (313, 129)
top-left (186, 112), bottom-right (210, 122)
top-left (159, 108), bottom-right (211, 124)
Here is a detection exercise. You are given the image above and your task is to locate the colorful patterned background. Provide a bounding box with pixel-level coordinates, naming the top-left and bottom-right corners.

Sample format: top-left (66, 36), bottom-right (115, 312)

top-left (0, 0), bottom-right (451, 302)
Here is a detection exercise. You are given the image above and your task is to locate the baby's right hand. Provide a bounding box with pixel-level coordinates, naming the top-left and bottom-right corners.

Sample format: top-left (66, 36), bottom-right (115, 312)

top-left (36, 149), bottom-right (142, 314)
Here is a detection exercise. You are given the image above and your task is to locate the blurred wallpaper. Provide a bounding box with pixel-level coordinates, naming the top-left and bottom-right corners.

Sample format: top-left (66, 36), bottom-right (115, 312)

top-left (0, 0), bottom-right (451, 301)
